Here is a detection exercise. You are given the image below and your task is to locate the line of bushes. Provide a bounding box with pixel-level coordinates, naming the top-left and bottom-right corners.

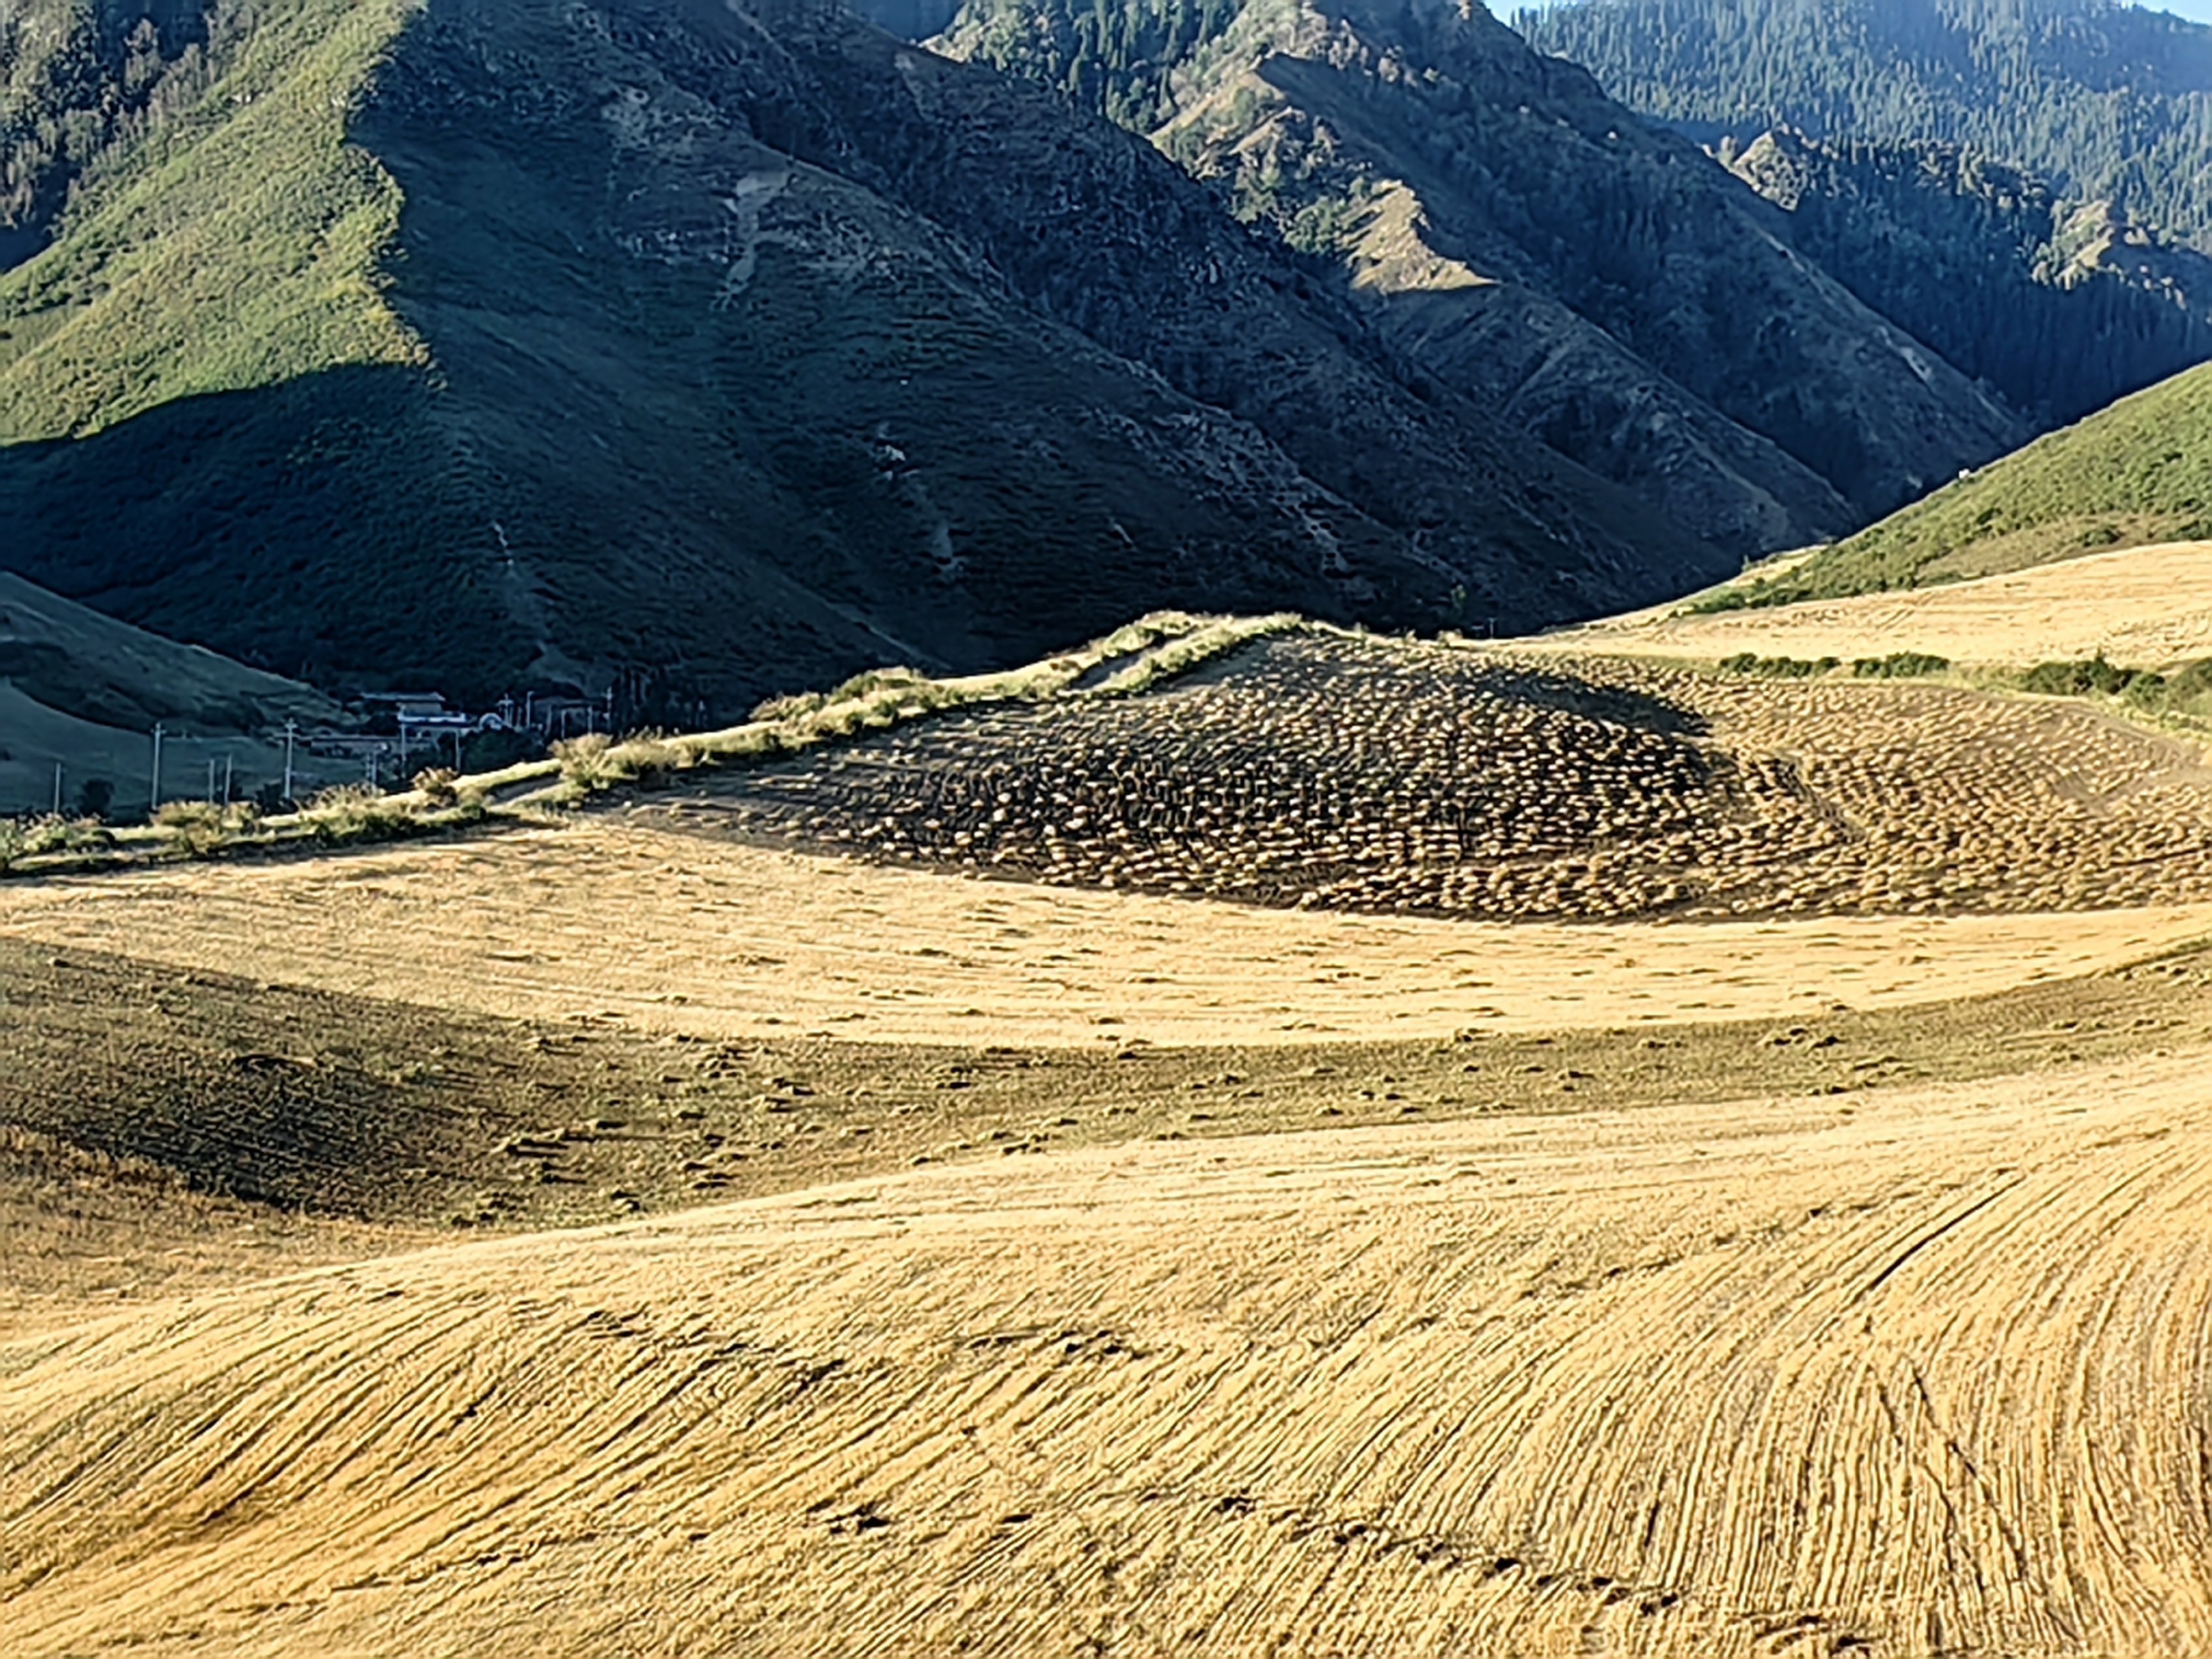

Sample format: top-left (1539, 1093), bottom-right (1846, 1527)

top-left (1851, 651), bottom-right (1953, 679)
top-left (1715, 651), bottom-right (1952, 680)
top-left (1, 611), bottom-right (1302, 877)
top-left (2018, 654), bottom-right (2212, 713)
top-left (1717, 652), bottom-right (1839, 677)
top-left (0, 814), bottom-right (112, 872)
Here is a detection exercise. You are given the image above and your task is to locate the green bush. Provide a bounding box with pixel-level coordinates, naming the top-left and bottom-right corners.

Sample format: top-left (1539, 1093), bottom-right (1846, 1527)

top-left (2020, 655), bottom-right (2148, 697)
top-left (1851, 652), bottom-right (1953, 679)
top-left (1683, 585), bottom-right (1759, 615)
top-left (0, 813), bottom-right (114, 870)
top-left (2166, 658), bottom-right (2212, 700)
top-left (552, 730), bottom-right (702, 792)
top-left (1717, 653), bottom-right (1840, 678)
top-left (22, 813), bottom-right (112, 855)
top-left (300, 783), bottom-right (418, 845)
top-left (152, 799), bottom-right (227, 857)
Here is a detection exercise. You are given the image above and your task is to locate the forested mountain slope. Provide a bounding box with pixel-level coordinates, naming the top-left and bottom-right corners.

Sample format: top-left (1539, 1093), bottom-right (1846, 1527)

top-left (1521, 0), bottom-right (2212, 249)
top-left (0, 0), bottom-right (1720, 708)
top-left (1721, 126), bottom-right (2212, 423)
top-left (931, 0), bottom-right (2025, 553)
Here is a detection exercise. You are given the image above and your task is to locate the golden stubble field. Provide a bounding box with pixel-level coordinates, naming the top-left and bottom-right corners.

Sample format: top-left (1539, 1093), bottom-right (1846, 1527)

top-left (7, 1049), bottom-right (2212, 1655)
top-left (6, 627), bottom-right (2212, 1656)
top-left (1533, 538), bottom-right (2212, 667)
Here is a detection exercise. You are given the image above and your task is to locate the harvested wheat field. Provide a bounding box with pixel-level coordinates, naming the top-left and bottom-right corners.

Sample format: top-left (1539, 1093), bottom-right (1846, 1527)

top-left (656, 632), bottom-right (2212, 920)
top-left (9, 620), bottom-right (2212, 1655)
top-left (1532, 538), bottom-right (2212, 667)
top-left (7, 1040), bottom-right (2212, 1656)
top-left (4, 820), bottom-right (2210, 1045)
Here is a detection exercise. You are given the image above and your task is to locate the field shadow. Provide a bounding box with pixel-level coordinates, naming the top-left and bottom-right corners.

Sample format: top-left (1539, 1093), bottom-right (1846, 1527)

top-left (1449, 656), bottom-right (1712, 738)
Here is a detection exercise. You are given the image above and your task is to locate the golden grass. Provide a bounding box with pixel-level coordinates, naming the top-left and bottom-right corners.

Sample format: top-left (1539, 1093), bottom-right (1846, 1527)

top-left (11, 606), bottom-right (2212, 1656)
top-left (7, 1044), bottom-right (2211, 1654)
top-left (1536, 538), bottom-right (2212, 669)
top-left (5, 821), bottom-right (2209, 1047)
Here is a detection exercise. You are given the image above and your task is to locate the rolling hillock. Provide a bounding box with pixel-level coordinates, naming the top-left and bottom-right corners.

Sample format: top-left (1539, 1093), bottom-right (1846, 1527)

top-left (9, 587), bottom-right (2212, 1653)
top-left (0, 570), bottom-right (343, 816)
top-left (1741, 362), bottom-right (2212, 601)
top-left (0, 0), bottom-right (1720, 712)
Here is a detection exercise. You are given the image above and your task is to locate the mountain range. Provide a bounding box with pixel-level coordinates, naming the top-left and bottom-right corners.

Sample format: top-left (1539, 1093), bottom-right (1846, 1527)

top-left (0, 0), bottom-right (2205, 708)
top-left (931, 0), bottom-right (2033, 550)
top-left (1, 0), bottom-right (1727, 712)
top-left (1521, 0), bottom-right (2212, 250)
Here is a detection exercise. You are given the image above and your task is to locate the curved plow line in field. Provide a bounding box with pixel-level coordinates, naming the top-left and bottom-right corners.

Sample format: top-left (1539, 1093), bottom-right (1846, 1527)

top-left (5, 1052), bottom-right (2210, 1655)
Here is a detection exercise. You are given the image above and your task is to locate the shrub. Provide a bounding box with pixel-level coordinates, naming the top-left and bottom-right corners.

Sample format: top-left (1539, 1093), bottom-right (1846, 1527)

top-left (300, 783), bottom-right (416, 845)
top-left (153, 800), bottom-right (227, 857)
top-left (2166, 657), bottom-right (2212, 700)
top-left (550, 731), bottom-right (617, 789)
top-left (23, 814), bottom-right (113, 855)
top-left (2020, 655), bottom-right (2146, 697)
top-left (751, 691), bottom-right (825, 721)
top-left (1683, 585), bottom-right (1758, 615)
top-left (606, 733), bottom-right (700, 783)
top-left (1718, 653), bottom-right (1839, 678)
top-left (413, 766), bottom-right (460, 806)
top-left (1851, 652), bottom-right (1953, 679)
top-left (826, 666), bottom-right (925, 701)
top-left (0, 819), bottom-right (24, 873)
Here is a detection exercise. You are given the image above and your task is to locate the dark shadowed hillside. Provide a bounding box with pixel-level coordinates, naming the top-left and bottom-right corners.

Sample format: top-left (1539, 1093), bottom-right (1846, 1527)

top-left (930, 0), bottom-right (2029, 555)
top-left (1, 0), bottom-right (1717, 710)
top-left (1521, 0), bottom-right (2212, 251)
top-left (1719, 128), bottom-right (2212, 425)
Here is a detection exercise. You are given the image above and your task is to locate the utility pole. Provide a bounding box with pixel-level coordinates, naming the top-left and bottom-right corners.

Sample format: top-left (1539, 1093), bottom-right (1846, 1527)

top-left (207, 757), bottom-right (218, 804)
top-left (283, 720), bottom-right (297, 804)
top-left (150, 723), bottom-right (164, 813)
top-left (222, 753), bottom-right (233, 806)
top-left (51, 761), bottom-right (62, 816)
top-left (399, 719), bottom-right (410, 775)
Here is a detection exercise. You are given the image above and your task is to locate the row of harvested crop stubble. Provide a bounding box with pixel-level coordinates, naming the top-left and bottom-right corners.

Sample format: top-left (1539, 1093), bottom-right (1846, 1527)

top-left (670, 635), bottom-right (2212, 920)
